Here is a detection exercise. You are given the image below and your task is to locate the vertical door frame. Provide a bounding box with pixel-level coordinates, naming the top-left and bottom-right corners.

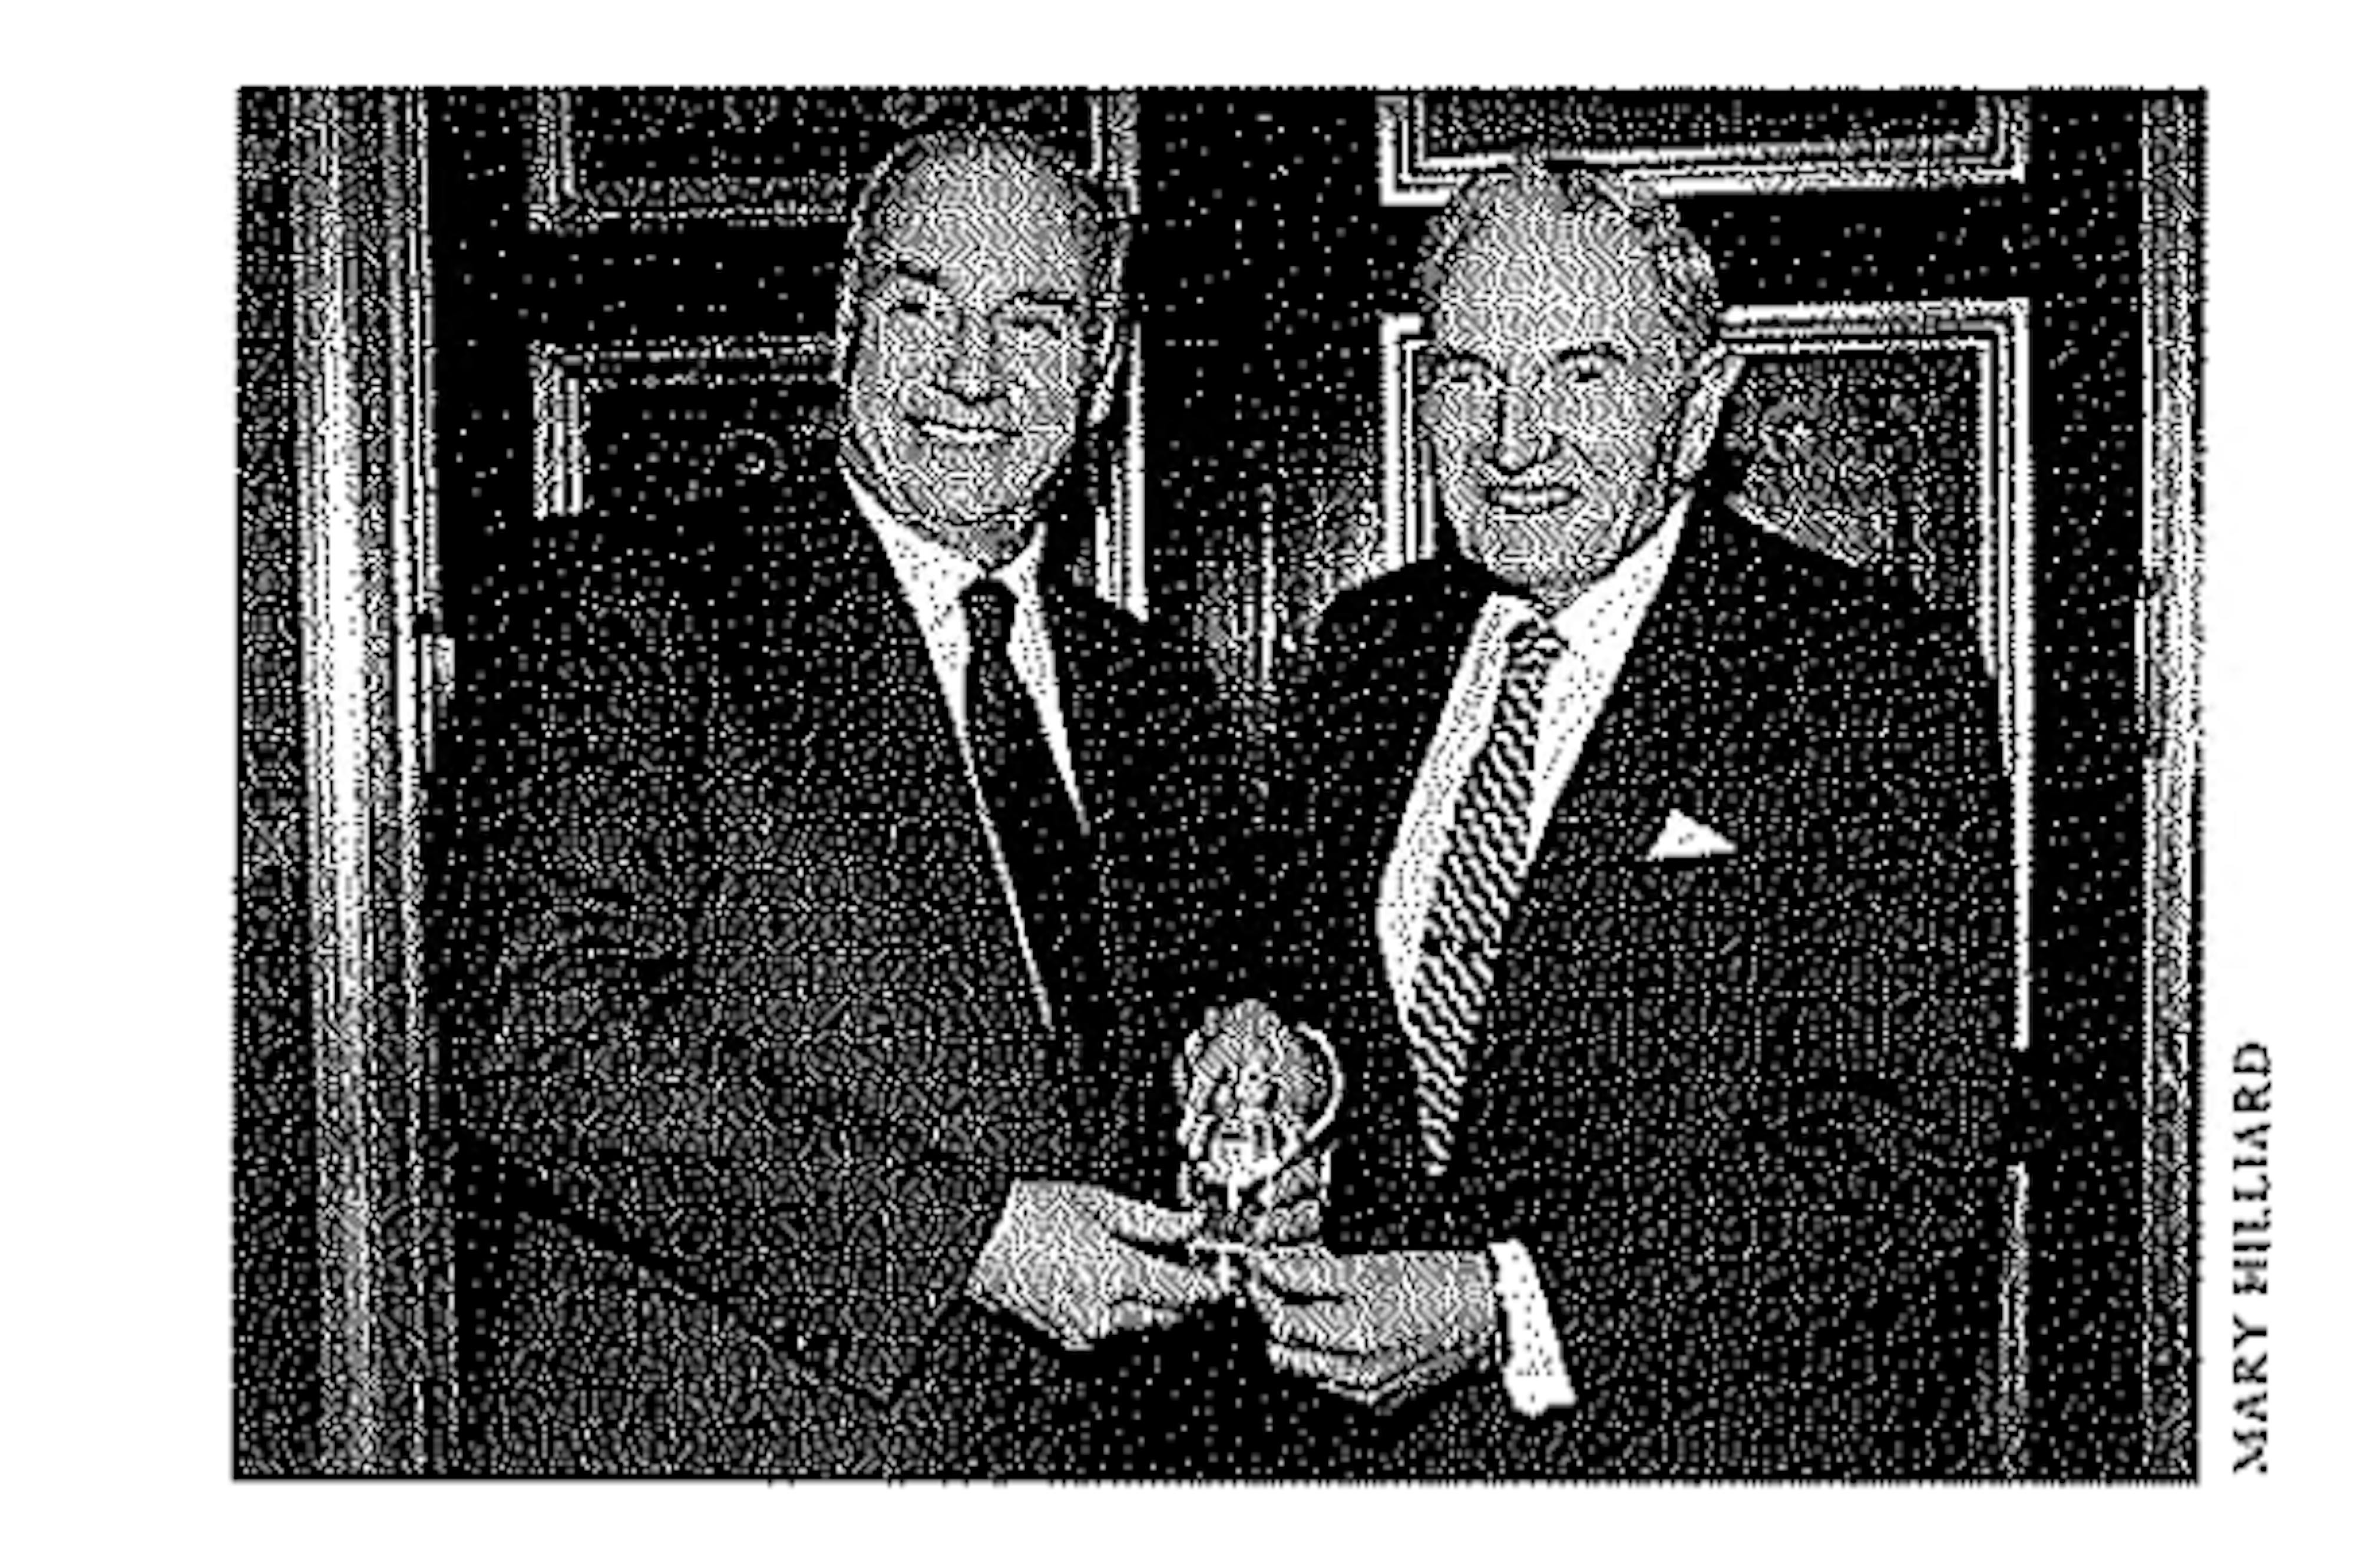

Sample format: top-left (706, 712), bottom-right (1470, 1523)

top-left (2137, 90), bottom-right (2207, 1480)
top-left (287, 87), bottom-right (448, 1474)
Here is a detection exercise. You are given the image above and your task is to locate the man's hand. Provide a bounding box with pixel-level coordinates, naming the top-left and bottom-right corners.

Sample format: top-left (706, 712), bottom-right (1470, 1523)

top-left (1244, 1246), bottom-right (1498, 1411)
top-left (968, 1181), bottom-right (1229, 1352)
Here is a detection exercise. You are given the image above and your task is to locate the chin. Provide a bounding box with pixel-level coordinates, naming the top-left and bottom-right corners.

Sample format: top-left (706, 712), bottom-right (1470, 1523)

top-left (898, 477), bottom-right (1037, 554)
top-left (914, 490), bottom-right (1027, 536)
top-left (1453, 518), bottom-right (1558, 576)
top-left (1479, 564), bottom-right (1571, 606)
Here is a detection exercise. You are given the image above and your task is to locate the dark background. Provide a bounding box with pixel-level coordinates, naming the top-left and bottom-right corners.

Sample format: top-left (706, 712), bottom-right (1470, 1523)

top-left (237, 88), bottom-right (2171, 1477)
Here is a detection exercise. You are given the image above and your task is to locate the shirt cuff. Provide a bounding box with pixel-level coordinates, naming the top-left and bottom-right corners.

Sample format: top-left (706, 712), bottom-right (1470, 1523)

top-left (1488, 1238), bottom-right (1577, 1418)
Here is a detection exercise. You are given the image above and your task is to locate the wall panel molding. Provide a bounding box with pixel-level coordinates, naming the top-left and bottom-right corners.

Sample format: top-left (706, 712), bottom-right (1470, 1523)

top-left (528, 89), bottom-right (1138, 233)
top-left (529, 334), bottom-right (838, 521)
top-left (1379, 90), bottom-right (2029, 203)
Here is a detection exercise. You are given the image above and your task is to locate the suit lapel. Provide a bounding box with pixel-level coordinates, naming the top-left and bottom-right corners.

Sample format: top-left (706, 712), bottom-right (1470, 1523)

top-left (1038, 587), bottom-right (1136, 1096)
top-left (734, 483), bottom-right (1073, 1173)
top-left (1350, 566), bottom-right (1493, 1003)
top-left (749, 487), bottom-right (981, 857)
top-left (1313, 567), bottom-right (1490, 1216)
top-left (1041, 586), bottom-right (1130, 843)
top-left (1455, 497), bottom-right (1787, 1139)
top-left (1539, 495), bottom-right (1765, 875)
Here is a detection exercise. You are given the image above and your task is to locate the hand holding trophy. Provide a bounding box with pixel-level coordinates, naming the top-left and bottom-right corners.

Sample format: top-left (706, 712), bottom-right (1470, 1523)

top-left (1174, 999), bottom-right (1343, 1289)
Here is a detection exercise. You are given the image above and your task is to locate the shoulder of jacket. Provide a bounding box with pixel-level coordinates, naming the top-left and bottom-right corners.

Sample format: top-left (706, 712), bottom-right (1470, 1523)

top-left (1714, 505), bottom-right (1974, 679)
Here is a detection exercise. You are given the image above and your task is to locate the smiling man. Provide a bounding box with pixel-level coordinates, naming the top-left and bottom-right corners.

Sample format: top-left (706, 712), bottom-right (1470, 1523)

top-left (450, 126), bottom-right (1249, 1475)
top-left (840, 140), bottom-right (1098, 563)
top-left (1232, 159), bottom-right (2016, 1477)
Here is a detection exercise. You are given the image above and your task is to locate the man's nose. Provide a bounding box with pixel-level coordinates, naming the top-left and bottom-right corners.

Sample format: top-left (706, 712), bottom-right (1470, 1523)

top-left (940, 309), bottom-right (1000, 402)
top-left (1492, 378), bottom-right (1552, 473)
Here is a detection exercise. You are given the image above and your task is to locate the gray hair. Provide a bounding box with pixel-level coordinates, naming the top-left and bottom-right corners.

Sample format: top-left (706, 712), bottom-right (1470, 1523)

top-left (1418, 156), bottom-right (1723, 357)
top-left (833, 124), bottom-right (1132, 386)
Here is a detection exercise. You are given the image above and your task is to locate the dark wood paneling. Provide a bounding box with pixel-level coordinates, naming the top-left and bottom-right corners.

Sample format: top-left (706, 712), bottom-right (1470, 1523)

top-left (2018, 93), bottom-right (2152, 1479)
top-left (409, 87), bottom-right (2173, 1478)
top-left (233, 87), bottom-right (324, 1477)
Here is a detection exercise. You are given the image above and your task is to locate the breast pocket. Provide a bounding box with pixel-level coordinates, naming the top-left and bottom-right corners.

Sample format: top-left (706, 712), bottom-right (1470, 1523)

top-left (1525, 853), bottom-right (1779, 1005)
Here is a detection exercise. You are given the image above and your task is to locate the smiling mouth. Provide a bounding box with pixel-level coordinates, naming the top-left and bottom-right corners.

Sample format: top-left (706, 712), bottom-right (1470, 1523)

top-left (1485, 483), bottom-right (1579, 514)
top-left (911, 416), bottom-right (1013, 449)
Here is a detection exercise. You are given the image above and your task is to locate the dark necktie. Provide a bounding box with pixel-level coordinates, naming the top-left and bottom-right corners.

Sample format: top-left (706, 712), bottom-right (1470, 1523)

top-left (959, 578), bottom-right (1112, 1086)
top-left (1408, 618), bottom-right (1565, 1175)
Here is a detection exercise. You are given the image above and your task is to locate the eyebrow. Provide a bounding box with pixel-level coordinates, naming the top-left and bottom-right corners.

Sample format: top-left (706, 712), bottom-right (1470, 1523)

top-left (1425, 345), bottom-right (1493, 371)
top-left (1426, 341), bottom-right (1630, 373)
top-left (882, 257), bottom-right (946, 290)
top-left (875, 256), bottom-right (1081, 313)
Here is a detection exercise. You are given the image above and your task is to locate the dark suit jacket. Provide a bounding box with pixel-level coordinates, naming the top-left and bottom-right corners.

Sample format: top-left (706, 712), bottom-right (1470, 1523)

top-left (437, 473), bottom-right (1248, 1475)
top-left (1259, 493), bottom-right (2014, 1479)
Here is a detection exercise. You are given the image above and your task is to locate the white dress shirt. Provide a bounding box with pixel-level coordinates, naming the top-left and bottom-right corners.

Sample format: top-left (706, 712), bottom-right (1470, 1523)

top-left (848, 474), bottom-right (1085, 817)
top-left (1379, 495), bottom-right (1691, 1416)
top-left (847, 471), bottom-right (1083, 1024)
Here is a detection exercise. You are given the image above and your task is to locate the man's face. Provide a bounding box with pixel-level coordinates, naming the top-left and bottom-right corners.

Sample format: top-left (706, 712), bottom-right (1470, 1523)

top-left (844, 146), bottom-right (1098, 564)
top-left (1423, 201), bottom-right (1698, 607)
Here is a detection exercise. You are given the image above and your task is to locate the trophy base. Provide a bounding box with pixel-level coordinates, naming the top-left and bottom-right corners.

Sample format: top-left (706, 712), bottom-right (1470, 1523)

top-left (1186, 1235), bottom-right (1255, 1292)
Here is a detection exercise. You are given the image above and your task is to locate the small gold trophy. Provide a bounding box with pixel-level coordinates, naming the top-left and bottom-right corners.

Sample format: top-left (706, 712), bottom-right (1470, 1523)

top-left (1174, 999), bottom-right (1343, 1287)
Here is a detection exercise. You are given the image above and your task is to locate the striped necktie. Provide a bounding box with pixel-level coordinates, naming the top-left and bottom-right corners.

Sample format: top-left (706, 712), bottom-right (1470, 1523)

top-left (1408, 617), bottom-right (1565, 1176)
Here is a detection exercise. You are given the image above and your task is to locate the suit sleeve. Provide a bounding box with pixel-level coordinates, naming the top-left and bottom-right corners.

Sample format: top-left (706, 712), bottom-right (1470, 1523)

top-left (1076, 627), bottom-right (1263, 1207)
top-left (1249, 608), bottom-right (1356, 1000)
top-left (448, 549), bottom-right (1010, 1406)
top-left (1175, 656), bottom-right (1261, 1013)
top-left (1526, 615), bottom-right (2014, 1474)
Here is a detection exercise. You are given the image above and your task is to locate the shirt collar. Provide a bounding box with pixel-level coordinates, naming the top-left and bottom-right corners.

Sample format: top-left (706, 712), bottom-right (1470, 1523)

top-left (844, 462), bottom-right (1049, 630)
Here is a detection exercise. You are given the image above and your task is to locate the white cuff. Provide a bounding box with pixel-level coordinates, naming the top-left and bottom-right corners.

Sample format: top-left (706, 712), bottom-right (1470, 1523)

top-left (1487, 1238), bottom-right (1576, 1418)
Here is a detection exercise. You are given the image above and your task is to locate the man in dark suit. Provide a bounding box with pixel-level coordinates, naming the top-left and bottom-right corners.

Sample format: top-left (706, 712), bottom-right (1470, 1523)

top-left (1223, 160), bottom-right (2014, 1477)
top-left (442, 126), bottom-right (1246, 1475)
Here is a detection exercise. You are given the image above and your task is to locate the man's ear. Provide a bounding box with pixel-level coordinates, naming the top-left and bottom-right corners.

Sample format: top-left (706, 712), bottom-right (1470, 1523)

top-left (1668, 346), bottom-right (1744, 487)
top-left (831, 245), bottom-right (868, 392)
top-left (1083, 316), bottom-right (1128, 430)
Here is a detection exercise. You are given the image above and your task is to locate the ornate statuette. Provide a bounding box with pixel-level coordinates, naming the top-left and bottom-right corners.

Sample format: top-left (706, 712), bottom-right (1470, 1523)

top-left (1175, 999), bottom-right (1343, 1284)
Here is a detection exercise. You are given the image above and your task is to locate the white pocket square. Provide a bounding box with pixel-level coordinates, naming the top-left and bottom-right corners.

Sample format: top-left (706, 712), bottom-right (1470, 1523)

top-left (1648, 810), bottom-right (1735, 861)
